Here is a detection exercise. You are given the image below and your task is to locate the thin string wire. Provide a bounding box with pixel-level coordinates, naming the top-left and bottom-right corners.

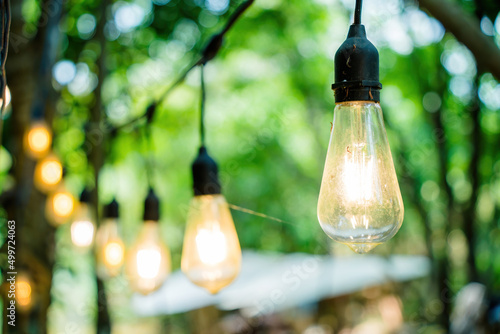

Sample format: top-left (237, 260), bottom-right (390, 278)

top-left (142, 124), bottom-right (154, 188)
top-left (0, 0), bottom-right (10, 149)
top-left (354, 0), bottom-right (362, 24)
top-left (200, 64), bottom-right (206, 147)
top-left (228, 203), bottom-right (295, 227)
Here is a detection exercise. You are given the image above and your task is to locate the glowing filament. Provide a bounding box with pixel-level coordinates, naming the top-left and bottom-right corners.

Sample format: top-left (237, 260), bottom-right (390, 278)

top-left (195, 227), bottom-right (228, 265)
top-left (71, 220), bottom-right (95, 248)
top-left (136, 248), bottom-right (161, 279)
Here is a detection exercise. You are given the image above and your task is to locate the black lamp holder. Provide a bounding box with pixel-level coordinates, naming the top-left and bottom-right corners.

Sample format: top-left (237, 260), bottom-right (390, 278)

top-left (331, 0), bottom-right (381, 103)
top-left (104, 199), bottom-right (119, 219)
top-left (143, 188), bottom-right (160, 221)
top-left (192, 146), bottom-right (221, 196)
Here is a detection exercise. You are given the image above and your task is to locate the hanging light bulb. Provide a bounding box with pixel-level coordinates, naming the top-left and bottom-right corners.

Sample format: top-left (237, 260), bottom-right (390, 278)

top-left (24, 121), bottom-right (52, 159)
top-left (33, 154), bottom-right (63, 193)
top-left (181, 147), bottom-right (241, 294)
top-left (126, 189), bottom-right (171, 295)
top-left (317, 0), bottom-right (403, 254)
top-left (0, 85), bottom-right (11, 113)
top-left (15, 273), bottom-right (34, 312)
top-left (96, 199), bottom-right (125, 278)
top-left (70, 190), bottom-right (96, 249)
top-left (45, 186), bottom-right (76, 226)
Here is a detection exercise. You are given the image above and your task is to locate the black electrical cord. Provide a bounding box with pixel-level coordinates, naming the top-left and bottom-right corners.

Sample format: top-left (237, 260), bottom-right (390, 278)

top-left (0, 0), bottom-right (11, 149)
top-left (354, 0), bottom-right (362, 24)
top-left (199, 64), bottom-right (206, 147)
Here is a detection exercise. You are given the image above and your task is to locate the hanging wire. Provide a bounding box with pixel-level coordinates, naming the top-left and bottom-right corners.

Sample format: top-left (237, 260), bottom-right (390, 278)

top-left (199, 64), bottom-right (206, 147)
top-left (108, 0), bottom-right (255, 134)
top-left (354, 0), bottom-right (362, 24)
top-left (228, 203), bottom-right (294, 227)
top-left (142, 122), bottom-right (155, 188)
top-left (0, 0), bottom-right (11, 149)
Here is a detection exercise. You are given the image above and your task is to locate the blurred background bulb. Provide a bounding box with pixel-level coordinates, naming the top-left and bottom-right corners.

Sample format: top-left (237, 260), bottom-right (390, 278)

top-left (96, 200), bottom-right (125, 278)
top-left (181, 194), bottom-right (241, 294)
top-left (16, 273), bottom-right (34, 312)
top-left (34, 154), bottom-right (62, 192)
top-left (318, 102), bottom-right (404, 254)
top-left (70, 200), bottom-right (95, 249)
top-left (45, 187), bottom-right (75, 226)
top-left (24, 122), bottom-right (52, 159)
top-left (0, 85), bottom-right (11, 113)
top-left (126, 221), bottom-right (171, 295)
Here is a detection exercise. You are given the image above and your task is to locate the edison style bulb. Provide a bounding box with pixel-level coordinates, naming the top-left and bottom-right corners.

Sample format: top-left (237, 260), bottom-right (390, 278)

top-left (318, 102), bottom-right (404, 253)
top-left (16, 273), bottom-right (34, 312)
top-left (24, 122), bottom-right (52, 159)
top-left (96, 200), bottom-right (124, 278)
top-left (181, 194), bottom-right (241, 294)
top-left (45, 187), bottom-right (76, 226)
top-left (34, 154), bottom-right (63, 192)
top-left (126, 221), bottom-right (171, 294)
top-left (71, 202), bottom-right (95, 249)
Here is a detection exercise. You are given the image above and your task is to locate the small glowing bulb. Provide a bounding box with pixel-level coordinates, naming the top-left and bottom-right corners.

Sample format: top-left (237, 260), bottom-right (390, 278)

top-left (70, 203), bottom-right (95, 249)
top-left (96, 218), bottom-right (125, 278)
top-left (181, 194), bottom-right (241, 294)
top-left (0, 86), bottom-right (11, 112)
top-left (45, 188), bottom-right (75, 226)
top-left (24, 122), bottom-right (52, 159)
top-left (126, 221), bottom-right (170, 295)
top-left (15, 274), bottom-right (33, 311)
top-left (34, 155), bottom-right (63, 192)
top-left (318, 102), bottom-right (404, 253)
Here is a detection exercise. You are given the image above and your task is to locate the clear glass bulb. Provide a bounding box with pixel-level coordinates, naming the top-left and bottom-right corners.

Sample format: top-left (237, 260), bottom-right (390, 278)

top-left (96, 218), bottom-right (125, 278)
top-left (34, 154), bottom-right (63, 193)
top-left (70, 203), bottom-right (96, 249)
top-left (318, 101), bottom-right (404, 253)
top-left (181, 194), bottom-right (241, 294)
top-left (45, 186), bottom-right (75, 226)
top-left (126, 221), bottom-right (171, 295)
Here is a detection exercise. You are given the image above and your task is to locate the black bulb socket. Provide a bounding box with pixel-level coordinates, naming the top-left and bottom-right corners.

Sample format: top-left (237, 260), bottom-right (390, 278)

top-left (192, 146), bottom-right (221, 196)
top-left (80, 189), bottom-right (92, 203)
top-left (104, 199), bottom-right (119, 219)
top-left (143, 188), bottom-right (160, 221)
top-left (332, 24), bottom-right (382, 103)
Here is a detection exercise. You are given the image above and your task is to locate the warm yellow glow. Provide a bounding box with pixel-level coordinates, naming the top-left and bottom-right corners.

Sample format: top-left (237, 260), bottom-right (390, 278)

top-left (15, 274), bottom-right (33, 311)
top-left (318, 102), bottom-right (404, 254)
top-left (195, 227), bottom-right (228, 265)
top-left (105, 242), bottom-right (125, 266)
top-left (70, 203), bottom-right (95, 249)
top-left (24, 122), bottom-right (52, 159)
top-left (45, 188), bottom-right (75, 226)
top-left (96, 219), bottom-right (125, 278)
top-left (181, 194), bottom-right (241, 294)
top-left (34, 155), bottom-right (63, 192)
top-left (0, 86), bottom-right (11, 111)
top-left (126, 221), bottom-right (171, 295)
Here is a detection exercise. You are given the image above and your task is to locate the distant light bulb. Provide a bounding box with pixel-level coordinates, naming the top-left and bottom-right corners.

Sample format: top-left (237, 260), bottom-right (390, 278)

top-left (45, 188), bottom-right (75, 226)
top-left (96, 219), bottom-right (125, 278)
top-left (0, 85), bottom-right (11, 112)
top-left (181, 194), bottom-right (241, 294)
top-left (126, 221), bottom-right (171, 295)
top-left (34, 155), bottom-right (63, 192)
top-left (15, 273), bottom-right (33, 311)
top-left (70, 203), bottom-right (95, 249)
top-left (318, 102), bottom-right (404, 254)
top-left (24, 122), bottom-right (52, 159)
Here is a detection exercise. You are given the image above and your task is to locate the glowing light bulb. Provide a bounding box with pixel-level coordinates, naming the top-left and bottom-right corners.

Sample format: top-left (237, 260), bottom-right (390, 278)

top-left (15, 273), bottom-right (33, 311)
top-left (318, 102), bottom-right (404, 253)
top-left (181, 194), bottom-right (241, 294)
top-left (24, 122), bottom-right (52, 159)
top-left (70, 203), bottom-right (95, 249)
top-left (45, 187), bottom-right (76, 226)
top-left (96, 218), bottom-right (125, 278)
top-left (126, 221), bottom-right (171, 295)
top-left (0, 85), bottom-right (11, 112)
top-left (34, 154), bottom-right (63, 192)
